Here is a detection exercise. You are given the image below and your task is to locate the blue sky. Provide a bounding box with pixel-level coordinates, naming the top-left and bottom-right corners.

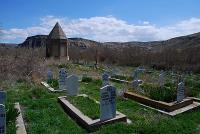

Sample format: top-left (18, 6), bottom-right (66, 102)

top-left (1, 0), bottom-right (200, 43)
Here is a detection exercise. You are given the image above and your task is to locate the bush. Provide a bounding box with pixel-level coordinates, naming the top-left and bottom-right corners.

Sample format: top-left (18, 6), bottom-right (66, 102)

top-left (185, 78), bottom-right (200, 97)
top-left (82, 76), bottom-right (92, 82)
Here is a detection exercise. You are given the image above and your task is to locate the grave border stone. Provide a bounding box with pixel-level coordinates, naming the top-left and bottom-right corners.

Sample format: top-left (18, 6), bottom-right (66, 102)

top-left (58, 96), bottom-right (127, 132)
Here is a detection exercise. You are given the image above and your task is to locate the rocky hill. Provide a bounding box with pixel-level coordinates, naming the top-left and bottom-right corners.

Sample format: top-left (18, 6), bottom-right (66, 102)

top-left (18, 35), bottom-right (99, 49)
top-left (18, 32), bottom-right (200, 52)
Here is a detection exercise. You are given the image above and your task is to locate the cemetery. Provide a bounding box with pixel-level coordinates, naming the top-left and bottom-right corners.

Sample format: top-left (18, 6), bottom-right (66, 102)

top-left (1, 63), bottom-right (200, 133)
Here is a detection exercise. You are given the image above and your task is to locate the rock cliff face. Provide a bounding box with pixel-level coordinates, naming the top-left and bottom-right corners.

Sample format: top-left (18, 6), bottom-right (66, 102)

top-left (18, 35), bottom-right (99, 49)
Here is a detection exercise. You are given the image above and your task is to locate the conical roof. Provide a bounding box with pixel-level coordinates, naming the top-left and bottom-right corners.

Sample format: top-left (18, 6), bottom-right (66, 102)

top-left (48, 22), bottom-right (67, 39)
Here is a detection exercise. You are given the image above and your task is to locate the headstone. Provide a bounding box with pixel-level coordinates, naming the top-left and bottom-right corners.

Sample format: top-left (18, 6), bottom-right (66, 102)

top-left (158, 71), bottom-right (165, 87)
top-left (177, 82), bottom-right (185, 102)
top-left (100, 85), bottom-right (116, 121)
top-left (59, 68), bottom-right (67, 90)
top-left (111, 68), bottom-right (118, 76)
top-left (138, 66), bottom-right (145, 73)
top-left (132, 80), bottom-right (144, 94)
top-left (102, 72), bottom-right (109, 87)
top-left (0, 104), bottom-right (6, 134)
top-left (47, 69), bottom-right (53, 81)
top-left (66, 75), bottom-right (79, 96)
top-left (117, 88), bottom-right (127, 97)
top-left (133, 70), bottom-right (139, 80)
top-left (0, 91), bottom-right (6, 105)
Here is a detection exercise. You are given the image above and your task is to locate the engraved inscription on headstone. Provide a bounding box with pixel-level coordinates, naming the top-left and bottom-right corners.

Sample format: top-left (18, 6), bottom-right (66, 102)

top-left (66, 75), bottom-right (79, 96)
top-left (102, 72), bottom-right (109, 87)
top-left (47, 69), bottom-right (53, 81)
top-left (100, 85), bottom-right (116, 121)
top-left (0, 104), bottom-right (6, 134)
top-left (59, 68), bottom-right (67, 90)
top-left (177, 82), bottom-right (185, 102)
top-left (0, 91), bottom-right (6, 105)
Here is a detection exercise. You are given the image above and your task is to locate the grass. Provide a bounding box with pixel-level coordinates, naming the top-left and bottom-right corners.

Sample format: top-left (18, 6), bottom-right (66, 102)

top-left (139, 82), bottom-right (177, 102)
top-left (47, 79), bottom-right (59, 89)
top-left (68, 96), bottom-right (99, 119)
top-left (6, 103), bottom-right (19, 134)
top-left (4, 64), bottom-right (200, 134)
top-left (6, 82), bottom-right (86, 134)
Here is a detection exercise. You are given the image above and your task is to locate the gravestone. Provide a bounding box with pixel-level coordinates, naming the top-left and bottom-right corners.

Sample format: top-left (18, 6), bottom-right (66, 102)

top-left (59, 68), bottom-right (67, 90)
top-left (133, 69), bottom-right (139, 80)
top-left (138, 66), bottom-right (145, 73)
top-left (111, 68), bottom-right (119, 76)
top-left (66, 75), bottom-right (79, 96)
top-left (158, 71), bottom-right (165, 87)
top-left (0, 104), bottom-right (6, 134)
top-left (132, 80), bottom-right (144, 94)
top-left (100, 85), bottom-right (116, 121)
top-left (0, 91), bottom-right (6, 105)
top-left (177, 82), bottom-right (185, 102)
top-left (102, 72), bottom-right (109, 87)
top-left (47, 69), bottom-right (53, 81)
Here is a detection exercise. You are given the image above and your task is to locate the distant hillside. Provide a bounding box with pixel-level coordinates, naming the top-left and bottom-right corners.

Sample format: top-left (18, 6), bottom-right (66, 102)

top-left (18, 32), bottom-right (200, 52)
top-left (104, 32), bottom-right (200, 52)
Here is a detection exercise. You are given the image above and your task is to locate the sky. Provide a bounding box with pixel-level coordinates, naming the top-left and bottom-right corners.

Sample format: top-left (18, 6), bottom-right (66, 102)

top-left (1, 0), bottom-right (200, 43)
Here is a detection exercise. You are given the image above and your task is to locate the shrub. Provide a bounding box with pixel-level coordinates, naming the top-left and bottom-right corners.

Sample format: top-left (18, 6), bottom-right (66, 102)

top-left (185, 78), bottom-right (200, 97)
top-left (82, 76), bottom-right (92, 82)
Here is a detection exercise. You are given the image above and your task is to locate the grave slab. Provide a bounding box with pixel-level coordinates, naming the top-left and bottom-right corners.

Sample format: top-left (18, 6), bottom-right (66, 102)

top-left (124, 91), bottom-right (199, 116)
top-left (58, 96), bottom-right (127, 132)
top-left (41, 81), bottom-right (67, 92)
top-left (15, 102), bottom-right (27, 134)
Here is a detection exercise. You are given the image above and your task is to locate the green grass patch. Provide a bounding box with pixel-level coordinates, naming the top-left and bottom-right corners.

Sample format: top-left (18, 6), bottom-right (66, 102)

top-left (47, 79), bottom-right (59, 89)
top-left (68, 96), bottom-right (99, 119)
top-left (139, 82), bottom-right (177, 102)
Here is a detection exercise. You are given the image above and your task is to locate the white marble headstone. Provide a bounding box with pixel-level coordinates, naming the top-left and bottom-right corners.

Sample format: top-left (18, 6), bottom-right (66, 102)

top-left (0, 104), bottom-right (6, 134)
top-left (66, 75), bottom-right (79, 96)
top-left (158, 71), bottom-right (165, 87)
top-left (138, 66), bottom-right (145, 73)
top-left (100, 85), bottom-right (116, 121)
top-left (0, 91), bottom-right (6, 105)
top-left (102, 72), bottom-right (109, 87)
top-left (177, 82), bottom-right (185, 102)
top-left (47, 70), bottom-right (53, 81)
top-left (133, 69), bottom-right (139, 80)
top-left (59, 68), bottom-right (67, 90)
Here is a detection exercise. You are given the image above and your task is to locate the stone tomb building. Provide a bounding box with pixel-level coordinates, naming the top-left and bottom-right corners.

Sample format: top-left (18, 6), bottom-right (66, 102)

top-left (46, 22), bottom-right (69, 58)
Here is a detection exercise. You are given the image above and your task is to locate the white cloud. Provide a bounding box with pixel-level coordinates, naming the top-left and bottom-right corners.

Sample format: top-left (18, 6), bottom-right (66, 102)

top-left (1, 16), bottom-right (200, 43)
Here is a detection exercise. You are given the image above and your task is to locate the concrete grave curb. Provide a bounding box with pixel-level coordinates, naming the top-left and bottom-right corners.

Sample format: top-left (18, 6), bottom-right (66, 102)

top-left (41, 81), bottom-right (67, 92)
top-left (15, 102), bottom-right (27, 134)
top-left (58, 96), bottom-right (127, 132)
top-left (124, 92), bottom-right (200, 116)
